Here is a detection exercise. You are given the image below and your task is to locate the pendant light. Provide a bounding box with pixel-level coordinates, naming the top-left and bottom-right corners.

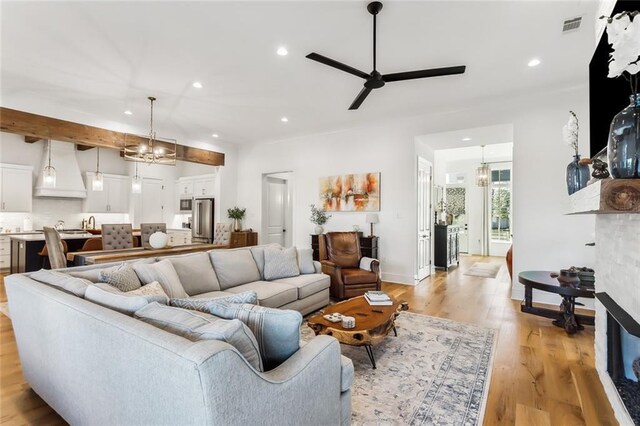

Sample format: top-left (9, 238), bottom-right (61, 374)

top-left (92, 147), bottom-right (104, 191)
top-left (475, 145), bottom-right (490, 187)
top-left (42, 139), bottom-right (56, 188)
top-left (131, 162), bottom-right (142, 194)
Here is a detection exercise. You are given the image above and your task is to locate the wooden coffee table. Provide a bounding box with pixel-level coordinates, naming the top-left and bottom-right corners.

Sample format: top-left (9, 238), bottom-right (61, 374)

top-left (307, 296), bottom-right (408, 368)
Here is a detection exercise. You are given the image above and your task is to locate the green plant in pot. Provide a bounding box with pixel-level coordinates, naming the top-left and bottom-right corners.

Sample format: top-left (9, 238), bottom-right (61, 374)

top-left (310, 204), bottom-right (331, 235)
top-left (228, 206), bottom-right (246, 232)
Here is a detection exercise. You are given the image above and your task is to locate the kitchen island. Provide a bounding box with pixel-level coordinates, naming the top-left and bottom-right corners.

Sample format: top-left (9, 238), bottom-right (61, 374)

top-left (10, 232), bottom-right (94, 273)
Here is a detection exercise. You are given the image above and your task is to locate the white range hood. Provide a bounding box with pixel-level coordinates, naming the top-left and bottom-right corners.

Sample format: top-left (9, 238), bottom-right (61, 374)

top-left (34, 141), bottom-right (87, 198)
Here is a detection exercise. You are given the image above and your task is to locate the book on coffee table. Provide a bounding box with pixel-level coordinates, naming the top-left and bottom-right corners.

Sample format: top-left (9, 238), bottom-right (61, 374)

top-left (364, 292), bottom-right (392, 306)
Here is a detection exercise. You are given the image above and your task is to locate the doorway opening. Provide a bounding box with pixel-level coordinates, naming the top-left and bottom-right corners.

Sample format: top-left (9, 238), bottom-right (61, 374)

top-left (416, 157), bottom-right (433, 282)
top-left (262, 172), bottom-right (293, 247)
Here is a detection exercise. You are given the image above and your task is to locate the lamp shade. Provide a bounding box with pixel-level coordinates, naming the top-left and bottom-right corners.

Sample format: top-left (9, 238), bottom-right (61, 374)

top-left (365, 213), bottom-right (379, 224)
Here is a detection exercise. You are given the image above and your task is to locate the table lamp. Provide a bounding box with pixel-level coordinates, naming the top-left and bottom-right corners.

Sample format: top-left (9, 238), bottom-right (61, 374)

top-left (366, 213), bottom-right (379, 237)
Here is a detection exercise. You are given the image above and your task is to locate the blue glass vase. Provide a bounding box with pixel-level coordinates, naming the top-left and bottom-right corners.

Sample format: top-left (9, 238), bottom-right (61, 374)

top-left (566, 154), bottom-right (589, 195)
top-left (608, 93), bottom-right (640, 179)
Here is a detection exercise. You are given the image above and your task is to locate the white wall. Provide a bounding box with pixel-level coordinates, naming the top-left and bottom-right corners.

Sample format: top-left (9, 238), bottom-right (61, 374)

top-left (0, 131), bottom-right (236, 230)
top-left (237, 85), bottom-right (596, 299)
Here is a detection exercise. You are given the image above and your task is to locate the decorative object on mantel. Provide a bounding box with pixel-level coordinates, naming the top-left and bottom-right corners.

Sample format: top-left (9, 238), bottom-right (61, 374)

top-left (563, 111), bottom-right (590, 194)
top-left (310, 204), bottom-right (331, 234)
top-left (601, 11), bottom-right (639, 179)
top-left (319, 172), bottom-right (380, 212)
top-left (123, 96), bottom-right (177, 165)
top-left (227, 206), bottom-right (246, 232)
top-left (551, 269), bottom-right (581, 288)
top-left (42, 139), bottom-right (56, 188)
top-left (591, 158), bottom-right (610, 179)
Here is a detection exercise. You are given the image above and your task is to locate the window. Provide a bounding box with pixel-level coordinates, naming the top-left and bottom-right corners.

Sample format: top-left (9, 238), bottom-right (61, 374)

top-left (490, 168), bottom-right (511, 242)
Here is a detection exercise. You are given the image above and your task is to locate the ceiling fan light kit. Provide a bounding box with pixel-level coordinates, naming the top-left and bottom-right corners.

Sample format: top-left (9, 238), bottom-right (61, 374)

top-left (306, 1), bottom-right (466, 110)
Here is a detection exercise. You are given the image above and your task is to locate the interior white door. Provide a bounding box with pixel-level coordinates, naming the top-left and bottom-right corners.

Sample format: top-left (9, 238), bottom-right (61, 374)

top-left (416, 157), bottom-right (432, 281)
top-left (141, 179), bottom-right (164, 224)
top-left (265, 177), bottom-right (286, 246)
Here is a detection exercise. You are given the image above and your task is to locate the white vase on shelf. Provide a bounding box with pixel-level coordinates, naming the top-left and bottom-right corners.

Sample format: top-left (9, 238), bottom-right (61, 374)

top-left (314, 225), bottom-right (324, 235)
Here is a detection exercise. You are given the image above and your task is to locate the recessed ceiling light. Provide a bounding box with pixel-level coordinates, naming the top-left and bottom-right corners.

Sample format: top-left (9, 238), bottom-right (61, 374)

top-left (527, 58), bottom-right (541, 67)
top-left (192, 81), bottom-right (203, 88)
top-left (462, 137), bottom-right (472, 141)
top-left (124, 110), bottom-right (133, 115)
top-left (281, 117), bottom-right (289, 123)
top-left (277, 47), bottom-right (288, 56)
top-left (211, 133), bottom-right (219, 138)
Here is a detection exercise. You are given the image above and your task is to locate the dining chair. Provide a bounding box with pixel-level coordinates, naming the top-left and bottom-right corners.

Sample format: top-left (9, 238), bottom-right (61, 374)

top-left (140, 223), bottom-right (167, 247)
top-left (41, 227), bottom-right (68, 269)
top-left (101, 224), bottom-right (134, 250)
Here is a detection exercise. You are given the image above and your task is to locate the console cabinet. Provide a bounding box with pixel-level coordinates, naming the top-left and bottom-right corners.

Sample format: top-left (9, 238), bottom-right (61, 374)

top-left (230, 231), bottom-right (258, 248)
top-left (434, 225), bottom-right (459, 270)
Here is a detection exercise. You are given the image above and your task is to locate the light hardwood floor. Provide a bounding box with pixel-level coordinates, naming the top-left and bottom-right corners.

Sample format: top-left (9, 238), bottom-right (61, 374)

top-left (0, 256), bottom-right (617, 425)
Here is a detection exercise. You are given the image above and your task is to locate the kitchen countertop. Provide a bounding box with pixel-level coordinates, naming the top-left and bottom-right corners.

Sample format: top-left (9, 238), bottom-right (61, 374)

top-left (0, 231), bottom-right (43, 236)
top-left (10, 232), bottom-right (95, 241)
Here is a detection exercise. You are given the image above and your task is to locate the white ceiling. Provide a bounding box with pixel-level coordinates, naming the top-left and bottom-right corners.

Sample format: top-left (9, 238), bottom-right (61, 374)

top-left (1, 1), bottom-right (597, 147)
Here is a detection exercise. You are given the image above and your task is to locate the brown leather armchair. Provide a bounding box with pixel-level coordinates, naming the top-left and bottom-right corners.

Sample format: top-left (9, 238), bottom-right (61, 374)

top-left (320, 232), bottom-right (381, 300)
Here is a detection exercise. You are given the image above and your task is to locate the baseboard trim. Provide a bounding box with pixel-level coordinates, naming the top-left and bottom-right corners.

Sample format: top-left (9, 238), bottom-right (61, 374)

top-left (381, 272), bottom-right (415, 286)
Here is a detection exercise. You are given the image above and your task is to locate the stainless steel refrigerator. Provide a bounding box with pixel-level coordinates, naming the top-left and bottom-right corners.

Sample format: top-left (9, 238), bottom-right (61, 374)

top-left (192, 198), bottom-right (215, 243)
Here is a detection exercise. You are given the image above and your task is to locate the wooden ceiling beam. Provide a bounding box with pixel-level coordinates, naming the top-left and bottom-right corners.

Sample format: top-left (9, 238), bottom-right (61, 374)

top-left (76, 144), bottom-right (94, 151)
top-left (0, 107), bottom-right (225, 166)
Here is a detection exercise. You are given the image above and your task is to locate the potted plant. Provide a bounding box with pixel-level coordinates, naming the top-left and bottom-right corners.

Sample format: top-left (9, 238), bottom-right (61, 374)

top-left (227, 206), bottom-right (246, 232)
top-left (310, 204), bottom-right (331, 234)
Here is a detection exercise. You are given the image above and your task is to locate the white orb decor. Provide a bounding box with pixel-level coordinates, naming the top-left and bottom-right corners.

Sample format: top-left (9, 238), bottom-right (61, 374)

top-left (149, 232), bottom-right (169, 249)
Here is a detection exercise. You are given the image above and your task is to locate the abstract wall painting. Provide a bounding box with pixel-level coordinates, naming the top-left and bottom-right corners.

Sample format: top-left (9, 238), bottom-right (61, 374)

top-left (319, 172), bottom-right (380, 212)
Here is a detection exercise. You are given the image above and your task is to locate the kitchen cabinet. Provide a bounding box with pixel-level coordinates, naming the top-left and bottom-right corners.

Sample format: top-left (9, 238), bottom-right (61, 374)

top-left (177, 181), bottom-right (194, 197)
top-left (84, 173), bottom-right (130, 213)
top-left (0, 164), bottom-right (33, 212)
top-left (0, 235), bottom-right (10, 272)
top-left (434, 224), bottom-right (459, 270)
top-left (167, 229), bottom-right (192, 246)
top-left (193, 178), bottom-right (215, 197)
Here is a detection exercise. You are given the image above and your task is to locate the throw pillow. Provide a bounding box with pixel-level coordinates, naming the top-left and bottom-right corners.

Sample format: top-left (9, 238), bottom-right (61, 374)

top-left (297, 248), bottom-right (315, 274)
top-left (132, 259), bottom-right (188, 299)
top-left (263, 246), bottom-right (300, 281)
top-left (85, 282), bottom-right (169, 315)
top-left (207, 302), bottom-right (302, 370)
top-left (98, 263), bottom-right (141, 292)
top-left (135, 303), bottom-right (263, 371)
top-left (249, 244), bottom-right (281, 279)
top-left (167, 252), bottom-right (221, 295)
top-left (170, 291), bottom-right (258, 313)
top-left (208, 249), bottom-right (261, 289)
top-left (30, 269), bottom-right (92, 297)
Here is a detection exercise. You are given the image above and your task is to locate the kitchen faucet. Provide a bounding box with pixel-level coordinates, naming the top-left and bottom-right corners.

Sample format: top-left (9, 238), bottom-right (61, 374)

top-left (88, 216), bottom-right (96, 230)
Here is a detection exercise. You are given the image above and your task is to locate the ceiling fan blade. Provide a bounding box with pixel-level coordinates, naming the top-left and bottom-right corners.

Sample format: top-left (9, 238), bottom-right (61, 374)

top-left (348, 87), bottom-right (373, 110)
top-left (306, 53), bottom-right (370, 80)
top-left (383, 65), bottom-right (466, 82)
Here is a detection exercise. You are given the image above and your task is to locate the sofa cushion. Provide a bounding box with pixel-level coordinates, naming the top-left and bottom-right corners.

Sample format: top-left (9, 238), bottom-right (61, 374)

top-left (29, 269), bottom-right (92, 297)
top-left (226, 281), bottom-right (297, 308)
top-left (297, 248), bottom-right (315, 274)
top-left (133, 259), bottom-right (188, 299)
top-left (263, 247), bottom-right (300, 281)
top-left (167, 252), bottom-right (221, 295)
top-left (191, 291), bottom-right (236, 299)
top-left (207, 302), bottom-right (302, 371)
top-left (340, 355), bottom-right (354, 392)
top-left (135, 303), bottom-right (263, 371)
top-left (170, 291), bottom-right (258, 313)
top-left (209, 249), bottom-right (261, 289)
top-left (66, 259), bottom-right (156, 283)
top-left (274, 274), bottom-right (330, 299)
top-left (342, 268), bottom-right (378, 285)
top-left (85, 282), bottom-right (169, 315)
top-left (99, 263), bottom-right (142, 292)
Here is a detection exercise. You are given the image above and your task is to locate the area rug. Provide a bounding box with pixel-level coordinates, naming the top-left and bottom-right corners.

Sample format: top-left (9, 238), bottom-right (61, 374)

top-left (301, 312), bottom-right (497, 425)
top-left (464, 262), bottom-right (502, 278)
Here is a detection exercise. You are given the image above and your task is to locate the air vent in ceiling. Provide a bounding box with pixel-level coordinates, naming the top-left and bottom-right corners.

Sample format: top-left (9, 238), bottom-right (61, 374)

top-left (562, 16), bottom-right (582, 33)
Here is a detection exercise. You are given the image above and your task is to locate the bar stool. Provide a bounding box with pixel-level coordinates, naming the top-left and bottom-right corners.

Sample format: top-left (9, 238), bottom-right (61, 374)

top-left (38, 239), bottom-right (69, 269)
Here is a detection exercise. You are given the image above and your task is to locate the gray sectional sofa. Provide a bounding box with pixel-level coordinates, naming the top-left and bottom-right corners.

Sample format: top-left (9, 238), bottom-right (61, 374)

top-left (5, 245), bottom-right (352, 425)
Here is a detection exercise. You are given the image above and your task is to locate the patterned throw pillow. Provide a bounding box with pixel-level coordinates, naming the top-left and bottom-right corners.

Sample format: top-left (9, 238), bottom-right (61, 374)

top-left (135, 303), bottom-right (263, 371)
top-left (207, 302), bottom-right (302, 370)
top-left (170, 291), bottom-right (258, 313)
top-left (99, 263), bottom-right (142, 292)
top-left (85, 281), bottom-right (169, 315)
top-left (263, 246), bottom-right (300, 281)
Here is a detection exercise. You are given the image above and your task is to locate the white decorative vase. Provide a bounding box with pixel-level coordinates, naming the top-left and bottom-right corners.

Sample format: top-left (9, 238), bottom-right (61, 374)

top-left (149, 232), bottom-right (169, 249)
top-left (233, 218), bottom-right (242, 232)
top-left (314, 225), bottom-right (324, 235)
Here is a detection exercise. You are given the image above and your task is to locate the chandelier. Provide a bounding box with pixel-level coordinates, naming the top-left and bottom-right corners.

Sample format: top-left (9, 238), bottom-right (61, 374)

top-left (123, 96), bottom-right (177, 165)
top-left (475, 145), bottom-right (490, 187)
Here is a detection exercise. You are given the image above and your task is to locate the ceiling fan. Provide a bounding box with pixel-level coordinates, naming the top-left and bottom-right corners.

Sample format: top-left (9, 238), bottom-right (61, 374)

top-left (306, 1), bottom-right (466, 110)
